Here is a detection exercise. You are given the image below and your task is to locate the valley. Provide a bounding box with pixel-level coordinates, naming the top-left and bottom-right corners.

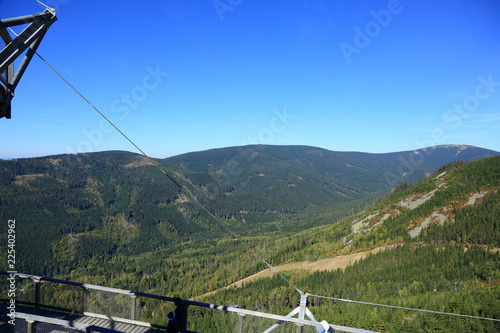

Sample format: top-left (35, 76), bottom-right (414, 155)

top-left (0, 145), bottom-right (499, 331)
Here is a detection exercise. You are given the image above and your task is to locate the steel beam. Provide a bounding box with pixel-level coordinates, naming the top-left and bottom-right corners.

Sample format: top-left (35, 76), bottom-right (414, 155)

top-left (0, 8), bottom-right (57, 119)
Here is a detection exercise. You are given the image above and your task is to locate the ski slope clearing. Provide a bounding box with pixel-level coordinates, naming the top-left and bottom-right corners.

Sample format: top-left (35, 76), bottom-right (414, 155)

top-left (196, 246), bottom-right (388, 299)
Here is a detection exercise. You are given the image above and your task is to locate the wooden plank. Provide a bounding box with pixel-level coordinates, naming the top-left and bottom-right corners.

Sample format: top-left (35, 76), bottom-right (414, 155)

top-left (75, 316), bottom-right (95, 325)
top-left (80, 317), bottom-right (151, 333)
top-left (78, 316), bottom-right (103, 327)
top-left (127, 326), bottom-right (146, 333)
top-left (114, 322), bottom-right (129, 331)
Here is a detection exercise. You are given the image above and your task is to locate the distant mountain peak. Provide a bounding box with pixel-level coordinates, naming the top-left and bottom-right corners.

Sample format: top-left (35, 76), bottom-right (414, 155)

top-left (424, 144), bottom-right (474, 151)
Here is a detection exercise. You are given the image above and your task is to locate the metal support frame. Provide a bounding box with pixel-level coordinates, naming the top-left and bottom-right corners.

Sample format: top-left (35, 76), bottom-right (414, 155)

top-left (82, 286), bottom-right (88, 312)
top-left (33, 278), bottom-right (41, 308)
top-left (263, 293), bottom-right (318, 333)
top-left (131, 293), bottom-right (137, 320)
top-left (27, 319), bottom-right (35, 333)
top-left (0, 7), bottom-right (57, 119)
top-left (237, 313), bottom-right (244, 333)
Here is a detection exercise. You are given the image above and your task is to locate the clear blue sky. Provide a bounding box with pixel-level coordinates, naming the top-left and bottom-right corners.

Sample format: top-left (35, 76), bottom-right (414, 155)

top-left (1, 0), bottom-right (500, 158)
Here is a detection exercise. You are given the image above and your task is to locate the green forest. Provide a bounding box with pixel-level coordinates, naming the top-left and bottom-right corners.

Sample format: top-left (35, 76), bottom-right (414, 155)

top-left (0, 150), bottom-right (499, 332)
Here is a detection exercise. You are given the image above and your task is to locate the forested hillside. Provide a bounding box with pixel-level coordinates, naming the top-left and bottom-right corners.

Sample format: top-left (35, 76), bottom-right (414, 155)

top-left (0, 151), bottom-right (308, 275)
top-left (0, 148), bottom-right (499, 332)
top-left (196, 156), bottom-right (500, 332)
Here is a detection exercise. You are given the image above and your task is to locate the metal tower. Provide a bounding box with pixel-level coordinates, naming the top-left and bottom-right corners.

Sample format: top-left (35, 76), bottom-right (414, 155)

top-left (0, 6), bottom-right (57, 119)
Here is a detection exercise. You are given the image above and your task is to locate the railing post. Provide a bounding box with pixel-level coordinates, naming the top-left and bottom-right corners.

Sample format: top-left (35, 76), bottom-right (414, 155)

top-left (131, 293), bottom-right (137, 321)
top-left (34, 278), bottom-right (41, 308)
top-left (185, 304), bottom-right (190, 332)
top-left (238, 313), bottom-right (244, 333)
top-left (82, 286), bottom-right (88, 313)
top-left (27, 319), bottom-right (35, 333)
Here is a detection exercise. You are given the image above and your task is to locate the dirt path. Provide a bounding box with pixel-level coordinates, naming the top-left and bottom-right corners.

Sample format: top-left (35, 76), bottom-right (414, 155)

top-left (194, 246), bottom-right (388, 299)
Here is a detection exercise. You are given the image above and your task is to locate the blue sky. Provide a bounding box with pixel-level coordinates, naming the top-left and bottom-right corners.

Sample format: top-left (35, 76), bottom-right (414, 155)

top-left (1, 0), bottom-right (499, 158)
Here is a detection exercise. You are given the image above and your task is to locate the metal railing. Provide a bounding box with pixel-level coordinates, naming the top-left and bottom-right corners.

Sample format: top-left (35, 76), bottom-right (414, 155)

top-left (0, 271), bottom-right (376, 333)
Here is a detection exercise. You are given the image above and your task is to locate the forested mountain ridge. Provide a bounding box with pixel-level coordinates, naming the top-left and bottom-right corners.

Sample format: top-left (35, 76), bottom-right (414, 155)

top-left (197, 155), bottom-right (500, 332)
top-left (201, 155), bottom-right (500, 287)
top-left (0, 145), bottom-right (498, 276)
top-left (346, 156), bottom-right (500, 251)
top-left (165, 143), bottom-right (499, 189)
top-left (0, 147), bottom-right (499, 332)
top-left (0, 150), bottom-right (248, 274)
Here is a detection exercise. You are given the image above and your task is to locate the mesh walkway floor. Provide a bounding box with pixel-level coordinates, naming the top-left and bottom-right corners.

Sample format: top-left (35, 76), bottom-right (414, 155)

top-left (0, 304), bottom-right (164, 333)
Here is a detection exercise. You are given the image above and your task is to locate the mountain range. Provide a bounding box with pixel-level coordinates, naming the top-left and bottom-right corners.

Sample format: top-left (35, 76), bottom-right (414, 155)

top-left (0, 143), bottom-right (498, 275)
top-left (0, 144), bottom-right (499, 331)
top-left (164, 143), bottom-right (498, 206)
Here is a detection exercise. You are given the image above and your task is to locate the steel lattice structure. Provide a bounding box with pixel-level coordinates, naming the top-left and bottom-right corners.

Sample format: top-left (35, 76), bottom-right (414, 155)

top-left (0, 6), bottom-right (57, 119)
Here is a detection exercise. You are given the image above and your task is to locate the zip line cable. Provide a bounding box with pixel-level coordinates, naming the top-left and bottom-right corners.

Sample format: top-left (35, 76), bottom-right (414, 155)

top-left (317, 275), bottom-right (496, 302)
top-left (32, 49), bottom-right (302, 294)
top-left (35, 0), bottom-right (55, 14)
top-left (263, 258), bottom-right (303, 295)
top-left (308, 293), bottom-right (500, 323)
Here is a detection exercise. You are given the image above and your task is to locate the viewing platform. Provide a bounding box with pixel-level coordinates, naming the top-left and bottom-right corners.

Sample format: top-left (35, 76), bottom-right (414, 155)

top-left (0, 271), bottom-right (377, 333)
